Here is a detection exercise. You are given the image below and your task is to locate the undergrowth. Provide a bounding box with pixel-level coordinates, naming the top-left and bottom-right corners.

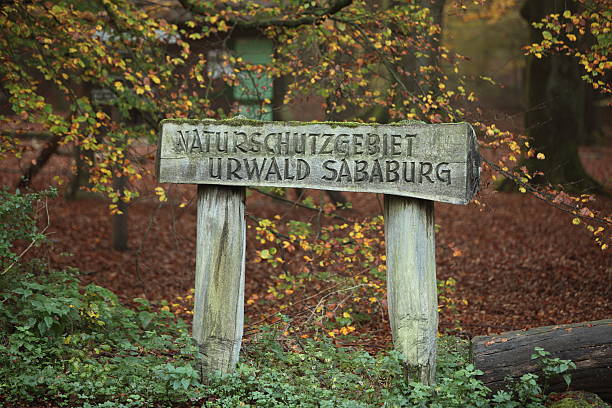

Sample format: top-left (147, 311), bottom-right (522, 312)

top-left (0, 189), bottom-right (577, 407)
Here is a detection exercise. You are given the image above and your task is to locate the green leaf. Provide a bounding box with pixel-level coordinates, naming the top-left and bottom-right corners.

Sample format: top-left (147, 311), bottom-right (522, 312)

top-left (138, 311), bottom-right (154, 329)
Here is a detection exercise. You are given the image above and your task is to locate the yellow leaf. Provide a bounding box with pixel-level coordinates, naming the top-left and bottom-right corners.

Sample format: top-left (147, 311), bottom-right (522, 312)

top-left (537, 153), bottom-right (545, 160)
top-left (572, 218), bottom-right (580, 225)
top-left (151, 75), bottom-right (160, 84)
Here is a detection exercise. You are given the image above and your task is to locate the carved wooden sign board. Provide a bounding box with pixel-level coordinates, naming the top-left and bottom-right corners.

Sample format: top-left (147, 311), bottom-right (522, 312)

top-left (158, 119), bottom-right (479, 205)
top-left (156, 118), bottom-right (480, 384)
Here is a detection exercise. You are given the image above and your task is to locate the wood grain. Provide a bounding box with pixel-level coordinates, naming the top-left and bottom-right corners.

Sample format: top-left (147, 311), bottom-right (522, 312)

top-left (384, 195), bottom-right (438, 384)
top-left (193, 185), bottom-right (246, 375)
top-left (472, 319), bottom-right (612, 401)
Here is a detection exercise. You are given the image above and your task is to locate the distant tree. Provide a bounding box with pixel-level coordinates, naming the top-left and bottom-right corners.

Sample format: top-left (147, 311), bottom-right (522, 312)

top-left (0, 0), bottom-right (609, 252)
top-left (520, 0), bottom-right (609, 193)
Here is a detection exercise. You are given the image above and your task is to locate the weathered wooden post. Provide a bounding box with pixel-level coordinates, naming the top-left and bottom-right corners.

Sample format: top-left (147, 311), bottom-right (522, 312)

top-left (192, 184), bottom-right (245, 374)
top-left (384, 196), bottom-right (437, 383)
top-left (157, 118), bottom-right (479, 383)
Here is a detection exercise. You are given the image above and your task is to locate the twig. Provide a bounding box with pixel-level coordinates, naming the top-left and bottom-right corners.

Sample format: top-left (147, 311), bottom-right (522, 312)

top-left (481, 154), bottom-right (611, 226)
top-left (177, 0), bottom-right (353, 29)
top-left (2, 197), bottom-right (50, 275)
top-left (250, 187), bottom-right (350, 222)
top-left (243, 282), bottom-right (345, 330)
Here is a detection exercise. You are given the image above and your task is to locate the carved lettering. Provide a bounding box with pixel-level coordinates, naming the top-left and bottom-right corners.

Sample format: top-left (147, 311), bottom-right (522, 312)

top-left (405, 134), bottom-right (417, 156)
top-left (278, 132), bottom-right (290, 155)
top-left (264, 158), bottom-right (282, 181)
top-left (370, 160), bottom-right (383, 182)
top-left (264, 133), bottom-right (276, 154)
top-left (176, 130), bottom-right (189, 152)
top-left (335, 134), bottom-right (350, 155)
top-left (419, 162), bottom-right (434, 183)
top-left (337, 159), bottom-right (352, 182)
top-left (227, 158), bottom-right (242, 180)
top-left (234, 132), bottom-right (249, 153)
top-left (209, 158), bottom-right (221, 179)
top-left (353, 134), bottom-right (364, 155)
top-left (203, 131), bottom-right (213, 152)
top-left (367, 133), bottom-right (380, 155)
top-left (160, 121), bottom-right (477, 205)
top-left (296, 159), bottom-right (310, 180)
top-left (322, 160), bottom-right (338, 181)
top-left (391, 135), bottom-right (402, 156)
top-left (386, 160), bottom-right (400, 182)
top-left (320, 134), bottom-right (334, 154)
top-left (436, 162), bottom-right (451, 184)
top-left (215, 132), bottom-right (227, 152)
top-left (382, 134), bottom-right (388, 156)
top-left (308, 133), bottom-right (319, 155)
top-left (295, 133), bottom-right (306, 154)
top-left (250, 132), bottom-right (262, 153)
top-left (244, 158), bottom-right (266, 181)
top-left (190, 129), bottom-right (202, 153)
top-left (283, 158), bottom-right (295, 180)
top-left (403, 161), bottom-right (415, 182)
top-left (354, 160), bottom-right (368, 182)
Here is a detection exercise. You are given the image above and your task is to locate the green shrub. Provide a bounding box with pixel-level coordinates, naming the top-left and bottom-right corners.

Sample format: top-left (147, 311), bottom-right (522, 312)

top-left (0, 271), bottom-right (576, 407)
top-left (0, 189), bottom-right (578, 407)
top-left (0, 188), bottom-right (56, 278)
top-left (0, 269), bottom-right (202, 406)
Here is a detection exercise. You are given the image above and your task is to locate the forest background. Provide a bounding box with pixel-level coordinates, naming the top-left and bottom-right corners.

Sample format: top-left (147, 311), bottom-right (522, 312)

top-left (0, 0), bottom-right (610, 406)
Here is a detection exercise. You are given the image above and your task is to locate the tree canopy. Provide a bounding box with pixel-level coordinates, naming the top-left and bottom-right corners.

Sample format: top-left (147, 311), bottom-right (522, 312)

top-left (0, 0), bottom-right (609, 248)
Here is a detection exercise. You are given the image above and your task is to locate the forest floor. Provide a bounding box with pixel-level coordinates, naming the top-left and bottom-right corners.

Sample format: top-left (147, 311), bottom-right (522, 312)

top-left (1, 139), bottom-right (610, 349)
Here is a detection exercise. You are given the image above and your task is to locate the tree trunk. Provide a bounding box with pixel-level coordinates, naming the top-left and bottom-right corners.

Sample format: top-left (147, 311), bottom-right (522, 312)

top-left (112, 171), bottom-right (129, 251)
top-left (109, 106), bottom-right (129, 251)
top-left (472, 319), bottom-right (612, 401)
top-left (398, 0), bottom-right (446, 96)
top-left (16, 135), bottom-right (61, 190)
top-left (521, 0), bottom-right (601, 193)
top-left (66, 145), bottom-right (92, 200)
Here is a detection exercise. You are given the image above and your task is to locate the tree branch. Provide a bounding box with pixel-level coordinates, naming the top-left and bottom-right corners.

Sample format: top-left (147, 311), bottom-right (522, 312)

top-left (250, 187), bottom-right (350, 222)
top-left (177, 0), bottom-right (353, 29)
top-left (481, 154), bottom-right (611, 227)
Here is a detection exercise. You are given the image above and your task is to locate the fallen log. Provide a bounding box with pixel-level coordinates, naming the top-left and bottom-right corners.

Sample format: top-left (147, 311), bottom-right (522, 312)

top-left (471, 319), bottom-right (612, 402)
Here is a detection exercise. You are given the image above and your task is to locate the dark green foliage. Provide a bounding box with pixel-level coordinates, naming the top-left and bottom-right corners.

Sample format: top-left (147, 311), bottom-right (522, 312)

top-left (0, 188), bottom-right (56, 273)
top-left (0, 269), bottom-right (202, 406)
top-left (0, 189), bottom-right (584, 407)
top-left (0, 271), bottom-right (578, 407)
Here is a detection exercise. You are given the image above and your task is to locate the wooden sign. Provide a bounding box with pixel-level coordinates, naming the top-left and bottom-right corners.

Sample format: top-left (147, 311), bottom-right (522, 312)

top-left (157, 119), bottom-right (480, 205)
top-left (156, 117), bottom-right (480, 385)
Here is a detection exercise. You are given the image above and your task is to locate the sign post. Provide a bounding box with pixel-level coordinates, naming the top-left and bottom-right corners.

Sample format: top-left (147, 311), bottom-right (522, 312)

top-left (157, 117), bottom-right (480, 383)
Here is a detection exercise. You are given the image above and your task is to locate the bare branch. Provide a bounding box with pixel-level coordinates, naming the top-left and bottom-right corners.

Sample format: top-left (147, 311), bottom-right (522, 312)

top-left (177, 0), bottom-right (352, 29)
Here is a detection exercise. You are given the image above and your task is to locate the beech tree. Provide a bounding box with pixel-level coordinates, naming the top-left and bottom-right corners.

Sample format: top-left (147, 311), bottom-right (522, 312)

top-left (521, 0), bottom-right (608, 193)
top-left (0, 0), bottom-right (609, 249)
